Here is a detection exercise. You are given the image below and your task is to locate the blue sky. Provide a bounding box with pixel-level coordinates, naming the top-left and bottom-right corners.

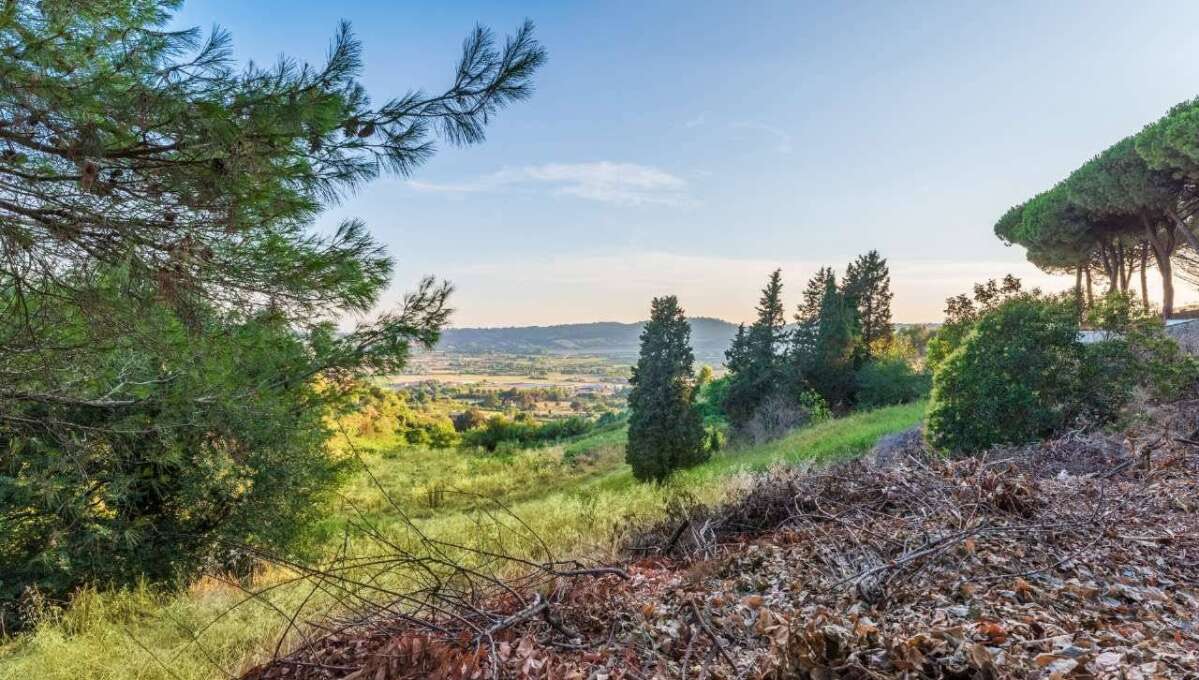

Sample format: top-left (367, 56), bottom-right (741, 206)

top-left (175, 1), bottom-right (1199, 326)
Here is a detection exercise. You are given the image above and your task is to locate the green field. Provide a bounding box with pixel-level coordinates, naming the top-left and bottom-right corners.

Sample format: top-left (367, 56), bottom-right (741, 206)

top-left (0, 402), bottom-right (924, 680)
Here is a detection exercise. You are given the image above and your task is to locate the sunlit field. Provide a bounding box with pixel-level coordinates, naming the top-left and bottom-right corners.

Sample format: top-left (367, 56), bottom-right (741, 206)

top-left (0, 403), bottom-right (923, 680)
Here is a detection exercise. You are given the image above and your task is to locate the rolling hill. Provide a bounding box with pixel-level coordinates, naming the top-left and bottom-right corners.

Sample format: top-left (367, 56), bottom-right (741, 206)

top-left (436, 317), bottom-right (741, 359)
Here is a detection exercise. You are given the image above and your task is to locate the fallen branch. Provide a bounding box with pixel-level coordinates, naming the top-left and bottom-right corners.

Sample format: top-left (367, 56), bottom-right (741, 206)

top-left (687, 597), bottom-right (738, 674)
top-left (477, 594), bottom-right (547, 642)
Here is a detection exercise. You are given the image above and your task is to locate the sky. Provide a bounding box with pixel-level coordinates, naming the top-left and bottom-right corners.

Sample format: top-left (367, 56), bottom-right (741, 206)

top-left (174, 1), bottom-right (1199, 327)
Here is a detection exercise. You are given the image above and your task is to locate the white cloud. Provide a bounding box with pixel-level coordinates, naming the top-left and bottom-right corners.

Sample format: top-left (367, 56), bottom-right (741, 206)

top-left (683, 113), bottom-right (707, 128)
top-left (406, 161), bottom-right (689, 206)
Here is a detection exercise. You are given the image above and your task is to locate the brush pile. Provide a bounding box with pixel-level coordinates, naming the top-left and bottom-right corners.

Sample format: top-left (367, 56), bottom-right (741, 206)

top-left (243, 402), bottom-right (1199, 679)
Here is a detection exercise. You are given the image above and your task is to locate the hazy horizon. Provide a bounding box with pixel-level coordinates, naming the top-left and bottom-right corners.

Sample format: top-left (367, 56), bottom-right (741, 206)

top-left (174, 0), bottom-right (1199, 326)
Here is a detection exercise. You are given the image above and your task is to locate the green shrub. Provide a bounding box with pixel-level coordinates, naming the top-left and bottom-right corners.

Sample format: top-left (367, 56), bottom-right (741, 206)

top-left (341, 384), bottom-right (460, 448)
top-left (927, 291), bottom-right (1198, 454)
top-left (696, 375), bottom-right (731, 424)
top-left (926, 294), bottom-right (1085, 452)
top-left (1081, 293), bottom-right (1198, 408)
top-left (460, 415), bottom-right (595, 452)
top-left (0, 301), bottom-right (348, 627)
top-left (855, 358), bottom-right (931, 409)
top-left (705, 427), bottom-right (726, 452)
top-left (925, 275), bottom-right (1026, 373)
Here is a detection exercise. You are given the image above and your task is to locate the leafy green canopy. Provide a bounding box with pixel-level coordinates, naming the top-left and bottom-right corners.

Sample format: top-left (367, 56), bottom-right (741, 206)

top-left (925, 287), bottom-right (1196, 454)
top-left (627, 296), bottom-right (707, 483)
top-left (994, 96), bottom-right (1199, 315)
top-left (0, 0), bottom-right (544, 622)
top-left (926, 293), bottom-right (1086, 453)
top-left (1137, 98), bottom-right (1199, 180)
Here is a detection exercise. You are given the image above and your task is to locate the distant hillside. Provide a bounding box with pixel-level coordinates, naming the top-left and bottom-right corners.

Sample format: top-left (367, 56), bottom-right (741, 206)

top-left (436, 317), bottom-right (740, 359)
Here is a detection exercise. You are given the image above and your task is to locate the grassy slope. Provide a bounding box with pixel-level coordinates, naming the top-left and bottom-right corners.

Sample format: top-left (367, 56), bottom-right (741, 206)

top-left (0, 402), bottom-right (923, 680)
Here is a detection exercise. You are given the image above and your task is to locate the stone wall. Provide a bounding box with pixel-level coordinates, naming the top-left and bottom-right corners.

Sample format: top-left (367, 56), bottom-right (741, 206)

top-left (1166, 320), bottom-right (1199, 355)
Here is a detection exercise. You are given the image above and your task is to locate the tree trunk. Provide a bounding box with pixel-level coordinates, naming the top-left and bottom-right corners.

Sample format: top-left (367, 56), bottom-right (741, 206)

top-left (1161, 257), bottom-right (1175, 319)
top-left (1139, 243), bottom-right (1149, 309)
top-left (1167, 207), bottom-right (1199, 252)
top-left (1099, 244), bottom-right (1118, 294)
top-left (1118, 244), bottom-right (1131, 293)
top-left (1085, 267), bottom-right (1094, 307)
top-left (1073, 266), bottom-right (1084, 318)
top-left (1143, 215), bottom-right (1176, 319)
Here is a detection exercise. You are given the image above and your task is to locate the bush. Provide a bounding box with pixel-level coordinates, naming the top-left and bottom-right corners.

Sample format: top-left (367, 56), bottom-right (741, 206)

top-left (460, 415), bottom-right (595, 452)
top-left (740, 390), bottom-right (829, 445)
top-left (926, 294), bottom-right (1085, 453)
top-left (705, 427), bottom-right (726, 453)
top-left (595, 411), bottom-right (627, 429)
top-left (927, 291), bottom-right (1198, 455)
top-left (452, 407), bottom-right (489, 433)
top-left (855, 358), bottom-right (931, 409)
top-left (1083, 293), bottom-right (1199, 404)
top-left (695, 375), bottom-right (731, 424)
top-left (0, 304), bottom-right (348, 627)
top-left (340, 384), bottom-right (460, 448)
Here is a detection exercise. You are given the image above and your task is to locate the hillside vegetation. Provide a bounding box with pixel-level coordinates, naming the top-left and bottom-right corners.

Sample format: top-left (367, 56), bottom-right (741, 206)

top-left (0, 404), bottom-right (924, 680)
top-left (250, 400), bottom-right (1199, 678)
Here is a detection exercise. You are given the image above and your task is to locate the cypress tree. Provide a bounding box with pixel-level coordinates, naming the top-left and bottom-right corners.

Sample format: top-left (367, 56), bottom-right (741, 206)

top-left (843, 250), bottom-right (894, 358)
top-left (627, 296), bottom-right (706, 483)
top-left (806, 273), bottom-right (860, 409)
top-left (725, 323), bottom-right (749, 374)
top-left (722, 269), bottom-right (788, 427)
top-left (790, 266), bottom-right (835, 363)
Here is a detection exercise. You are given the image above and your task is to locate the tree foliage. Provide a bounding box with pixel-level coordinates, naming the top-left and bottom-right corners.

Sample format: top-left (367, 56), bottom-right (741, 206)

top-left (803, 271), bottom-right (860, 409)
top-left (926, 294), bottom-right (1086, 453)
top-left (925, 275), bottom-right (1025, 372)
top-left (843, 250), bottom-right (894, 356)
top-left (0, 0), bottom-right (544, 622)
top-left (722, 270), bottom-right (788, 427)
top-left (627, 296), bottom-right (706, 483)
top-left (994, 96), bottom-right (1199, 317)
top-left (723, 256), bottom-right (910, 427)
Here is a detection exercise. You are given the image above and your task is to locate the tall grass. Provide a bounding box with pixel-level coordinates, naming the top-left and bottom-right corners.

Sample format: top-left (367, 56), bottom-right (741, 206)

top-left (0, 402), bottom-right (923, 680)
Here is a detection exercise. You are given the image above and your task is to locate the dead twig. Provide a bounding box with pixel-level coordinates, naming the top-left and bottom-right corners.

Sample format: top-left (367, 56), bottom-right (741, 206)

top-left (687, 597), bottom-right (738, 674)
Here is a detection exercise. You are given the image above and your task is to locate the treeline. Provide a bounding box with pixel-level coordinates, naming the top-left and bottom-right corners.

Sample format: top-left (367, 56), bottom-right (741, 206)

top-left (342, 384), bottom-right (621, 453)
top-left (339, 384), bottom-right (459, 447)
top-left (996, 97), bottom-right (1199, 317)
top-left (624, 251), bottom-right (929, 482)
top-left (458, 412), bottom-right (624, 453)
top-left (721, 251), bottom-right (926, 431)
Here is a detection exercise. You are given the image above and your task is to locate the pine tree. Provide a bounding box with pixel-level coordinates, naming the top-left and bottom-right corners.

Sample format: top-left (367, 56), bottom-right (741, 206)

top-left (790, 266), bottom-right (835, 362)
top-left (627, 296), bottom-right (707, 483)
top-left (723, 269), bottom-right (788, 427)
top-left (843, 250), bottom-right (894, 357)
top-left (0, 1), bottom-right (545, 619)
top-left (806, 273), bottom-right (860, 409)
top-left (725, 323), bottom-right (749, 373)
